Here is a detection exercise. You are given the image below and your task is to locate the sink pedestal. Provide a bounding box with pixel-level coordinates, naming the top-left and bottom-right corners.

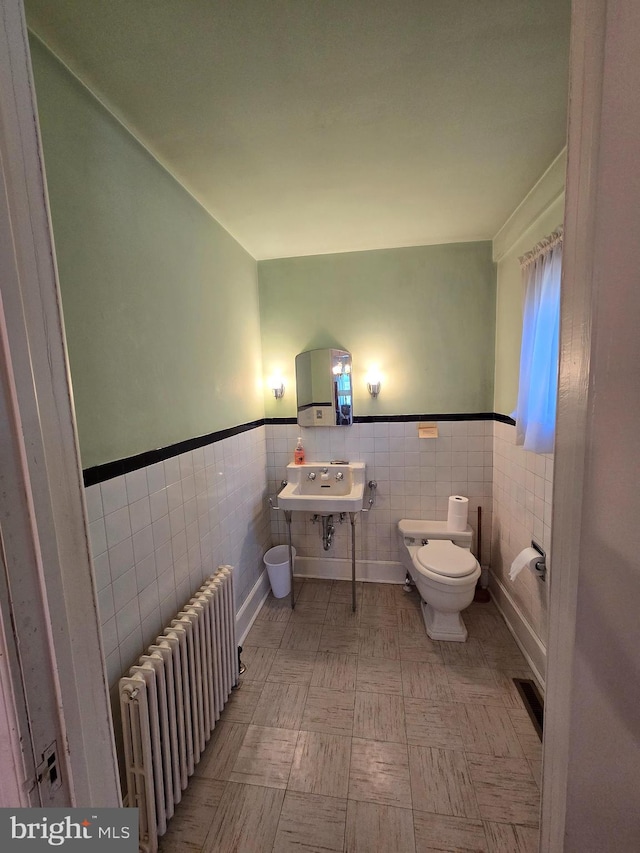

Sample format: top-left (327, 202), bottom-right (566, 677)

top-left (281, 508), bottom-right (359, 612)
top-left (271, 464), bottom-right (375, 613)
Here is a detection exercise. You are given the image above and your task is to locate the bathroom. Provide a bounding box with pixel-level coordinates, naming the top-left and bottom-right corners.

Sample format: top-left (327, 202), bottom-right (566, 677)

top-left (2, 1), bottom-right (640, 851)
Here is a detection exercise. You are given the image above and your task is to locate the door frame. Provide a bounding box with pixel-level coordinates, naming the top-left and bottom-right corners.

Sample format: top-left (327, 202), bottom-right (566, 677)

top-left (0, 0), bottom-right (120, 806)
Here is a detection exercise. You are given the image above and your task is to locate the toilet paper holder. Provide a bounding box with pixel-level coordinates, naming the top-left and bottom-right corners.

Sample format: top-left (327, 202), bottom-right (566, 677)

top-left (531, 541), bottom-right (547, 582)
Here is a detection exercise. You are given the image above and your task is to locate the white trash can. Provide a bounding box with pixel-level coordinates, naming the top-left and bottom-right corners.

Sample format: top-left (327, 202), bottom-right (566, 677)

top-left (264, 545), bottom-right (295, 598)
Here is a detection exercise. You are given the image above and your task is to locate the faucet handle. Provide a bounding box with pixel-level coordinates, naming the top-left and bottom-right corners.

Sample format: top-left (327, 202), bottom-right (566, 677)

top-left (335, 471), bottom-right (344, 481)
top-left (307, 472), bottom-right (316, 480)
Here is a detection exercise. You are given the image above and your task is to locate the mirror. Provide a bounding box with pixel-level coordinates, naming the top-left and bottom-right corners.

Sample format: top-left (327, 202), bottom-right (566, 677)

top-left (295, 348), bottom-right (352, 427)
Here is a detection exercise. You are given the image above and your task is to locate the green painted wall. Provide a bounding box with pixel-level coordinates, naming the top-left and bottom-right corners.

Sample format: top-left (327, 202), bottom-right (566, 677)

top-left (259, 243), bottom-right (496, 419)
top-left (31, 39), bottom-right (264, 469)
top-left (493, 195), bottom-right (565, 415)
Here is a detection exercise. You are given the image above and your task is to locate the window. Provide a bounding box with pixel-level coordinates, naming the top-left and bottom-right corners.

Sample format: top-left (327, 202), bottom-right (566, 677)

top-left (513, 228), bottom-right (563, 454)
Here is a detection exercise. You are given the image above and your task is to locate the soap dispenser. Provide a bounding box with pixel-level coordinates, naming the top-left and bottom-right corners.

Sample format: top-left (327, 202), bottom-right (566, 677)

top-left (294, 436), bottom-right (305, 465)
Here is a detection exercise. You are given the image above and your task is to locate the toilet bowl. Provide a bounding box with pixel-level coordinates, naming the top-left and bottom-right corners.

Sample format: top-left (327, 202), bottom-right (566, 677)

top-left (397, 519), bottom-right (481, 642)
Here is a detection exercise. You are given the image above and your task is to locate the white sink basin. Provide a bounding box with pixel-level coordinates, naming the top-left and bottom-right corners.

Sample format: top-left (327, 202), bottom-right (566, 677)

top-left (278, 462), bottom-right (366, 513)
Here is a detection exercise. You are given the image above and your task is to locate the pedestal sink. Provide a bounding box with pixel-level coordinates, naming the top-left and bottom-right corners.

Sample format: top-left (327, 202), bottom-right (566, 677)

top-left (271, 462), bottom-right (373, 613)
top-left (278, 462), bottom-right (366, 513)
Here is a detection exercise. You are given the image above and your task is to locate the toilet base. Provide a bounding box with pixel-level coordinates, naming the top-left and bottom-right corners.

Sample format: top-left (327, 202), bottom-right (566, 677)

top-left (421, 599), bottom-right (468, 642)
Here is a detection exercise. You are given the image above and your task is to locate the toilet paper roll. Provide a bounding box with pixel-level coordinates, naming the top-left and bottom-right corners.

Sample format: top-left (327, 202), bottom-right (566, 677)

top-left (509, 547), bottom-right (540, 581)
top-left (447, 495), bottom-right (469, 532)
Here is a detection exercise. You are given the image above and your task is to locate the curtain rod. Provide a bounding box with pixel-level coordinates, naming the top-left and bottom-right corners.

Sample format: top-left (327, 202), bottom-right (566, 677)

top-left (519, 226), bottom-right (563, 268)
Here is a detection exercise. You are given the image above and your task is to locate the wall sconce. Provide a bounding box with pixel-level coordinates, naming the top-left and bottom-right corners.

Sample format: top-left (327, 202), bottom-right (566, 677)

top-left (268, 376), bottom-right (285, 399)
top-left (366, 370), bottom-right (381, 398)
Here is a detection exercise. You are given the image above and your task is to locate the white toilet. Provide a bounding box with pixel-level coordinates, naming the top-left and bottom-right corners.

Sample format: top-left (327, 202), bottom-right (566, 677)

top-left (397, 519), bottom-right (481, 642)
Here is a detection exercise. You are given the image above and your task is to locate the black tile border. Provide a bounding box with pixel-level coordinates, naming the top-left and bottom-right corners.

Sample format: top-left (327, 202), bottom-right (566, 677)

top-left (82, 419), bottom-right (264, 487)
top-left (82, 412), bottom-right (516, 486)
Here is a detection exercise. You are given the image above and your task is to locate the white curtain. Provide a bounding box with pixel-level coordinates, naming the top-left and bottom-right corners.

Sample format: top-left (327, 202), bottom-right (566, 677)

top-left (513, 229), bottom-right (563, 453)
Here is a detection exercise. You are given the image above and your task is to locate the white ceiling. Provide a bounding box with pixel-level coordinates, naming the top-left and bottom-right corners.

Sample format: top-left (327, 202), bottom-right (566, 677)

top-left (25, 0), bottom-right (570, 260)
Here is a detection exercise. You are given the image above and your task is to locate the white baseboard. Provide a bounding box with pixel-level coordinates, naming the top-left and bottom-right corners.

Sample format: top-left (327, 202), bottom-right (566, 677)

top-left (236, 569), bottom-right (271, 644)
top-left (294, 556), bottom-right (405, 584)
top-left (488, 571), bottom-right (547, 691)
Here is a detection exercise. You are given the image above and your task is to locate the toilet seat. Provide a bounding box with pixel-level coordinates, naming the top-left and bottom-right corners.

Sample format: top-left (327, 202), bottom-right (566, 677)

top-left (416, 540), bottom-right (478, 578)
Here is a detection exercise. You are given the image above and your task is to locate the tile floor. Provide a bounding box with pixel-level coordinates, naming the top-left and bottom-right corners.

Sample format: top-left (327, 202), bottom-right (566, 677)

top-left (157, 579), bottom-right (542, 853)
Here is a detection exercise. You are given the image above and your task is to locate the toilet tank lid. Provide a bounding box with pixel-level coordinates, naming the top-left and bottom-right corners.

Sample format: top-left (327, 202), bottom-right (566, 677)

top-left (398, 519), bottom-right (472, 544)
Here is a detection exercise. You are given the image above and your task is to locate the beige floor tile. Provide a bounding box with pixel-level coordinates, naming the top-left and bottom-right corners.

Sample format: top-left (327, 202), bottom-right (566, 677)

top-left (254, 594), bottom-right (292, 624)
top-left (345, 800), bottom-right (416, 853)
top-left (158, 777), bottom-right (226, 852)
top-left (329, 579), bottom-right (363, 604)
top-left (229, 725), bottom-right (298, 789)
top-left (508, 708), bottom-right (543, 761)
top-left (239, 646), bottom-right (277, 682)
top-left (289, 601), bottom-right (329, 624)
top-left (398, 605), bottom-right (427, 635)
top-left (362, 582), bottom-right (400, 607)
top-left (266, 649), bottom-right (317, 684)
top-left (404, 699), bottom-right (464, 750)
top-left (311, 652), bottom-right (357, 691)
top-left (396, 588), bottom-right (423, 611)
top-left (399, 632), bottom-right (444, 665)
top-left (483, 820), bottom-right (539, 852)
top-left (356, 656), bottom-right (403, 694)
top-left (466, 753), bottom-right (540, 826)
top-left (528, 757), bottom-right (542, 789)
top-left (243, 620), bottom-right (287, 649)
top-left (354, 691), bottom-right (406, 743)
top-left (413, 810), bottom-right (488, 852)
top-left (464, 608), bottom-right (510, 641)
top-left (324, 601), bottom-right (360, 627)
top-left (457, 704), bottom-right (524, 758)
top-left (359, 626), bottom-right (400, 660)
top-left (439, 637), bottom-right (487, 667)
top-left (274, 791), bottom-right (347, 853)
top-left (281, 621), bottom-right (324, 652)
top-left (409, 745), bottom-right (479, 820)
top-left (220, 679), bottom-right (263, 724)
top-left (162, 582), bottom-right (542, 853)
top-left (301, 686), bottom-right (355, 736)
top-left (491, 669), bottom-right (539, 710)
top-left (349, 737), bottom-right (412, 809)
top-left (251, 681), bottom-right (308, 729)
top-left (297, 580), bottom-right (333, 604)
top-left (360, 604), bottom-right (399, 629)
top-left (319, 623), bottom-right (361, 655)
top-left (464, 601), bottom-right (500, 618)
top-left (479, 636), bottom-right (528, 669)
top-left (203, 781), bottom-right (284, 853)
top-left (401, 660), bottom-right (451, 701)
top-left (288, 730), bottom-right (351, 797)
top-left (445, 666), bottom-right (506, 707)
top-left (195, 720), bottom-right (249, 781)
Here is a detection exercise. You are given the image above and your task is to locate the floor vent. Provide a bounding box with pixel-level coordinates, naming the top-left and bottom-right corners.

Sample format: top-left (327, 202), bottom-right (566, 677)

top-left (513, 678), bottom-right (544, 741)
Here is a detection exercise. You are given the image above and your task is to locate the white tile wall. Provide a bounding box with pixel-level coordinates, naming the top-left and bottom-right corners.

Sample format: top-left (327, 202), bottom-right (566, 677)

top-left (266, 420), bottom-right (494, 567)
top-left (86, 426), bottom-right (271, 688)
top-left (491, 421), bottom-right (552, 643)
top-left (87, 418), bottom-right (550, 690)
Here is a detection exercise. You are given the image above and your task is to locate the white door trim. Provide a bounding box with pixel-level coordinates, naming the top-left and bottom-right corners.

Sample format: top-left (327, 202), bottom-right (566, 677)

top-left (541, 0), bottom-right (606, 848)
top-left (0, 0), bottom-right (120, 806)
top-left (0, 549), bottom-right (31, 808)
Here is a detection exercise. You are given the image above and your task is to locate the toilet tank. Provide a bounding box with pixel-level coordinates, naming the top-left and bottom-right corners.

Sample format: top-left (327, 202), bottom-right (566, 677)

top-left (397, 519), bottom-right (473, 550)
